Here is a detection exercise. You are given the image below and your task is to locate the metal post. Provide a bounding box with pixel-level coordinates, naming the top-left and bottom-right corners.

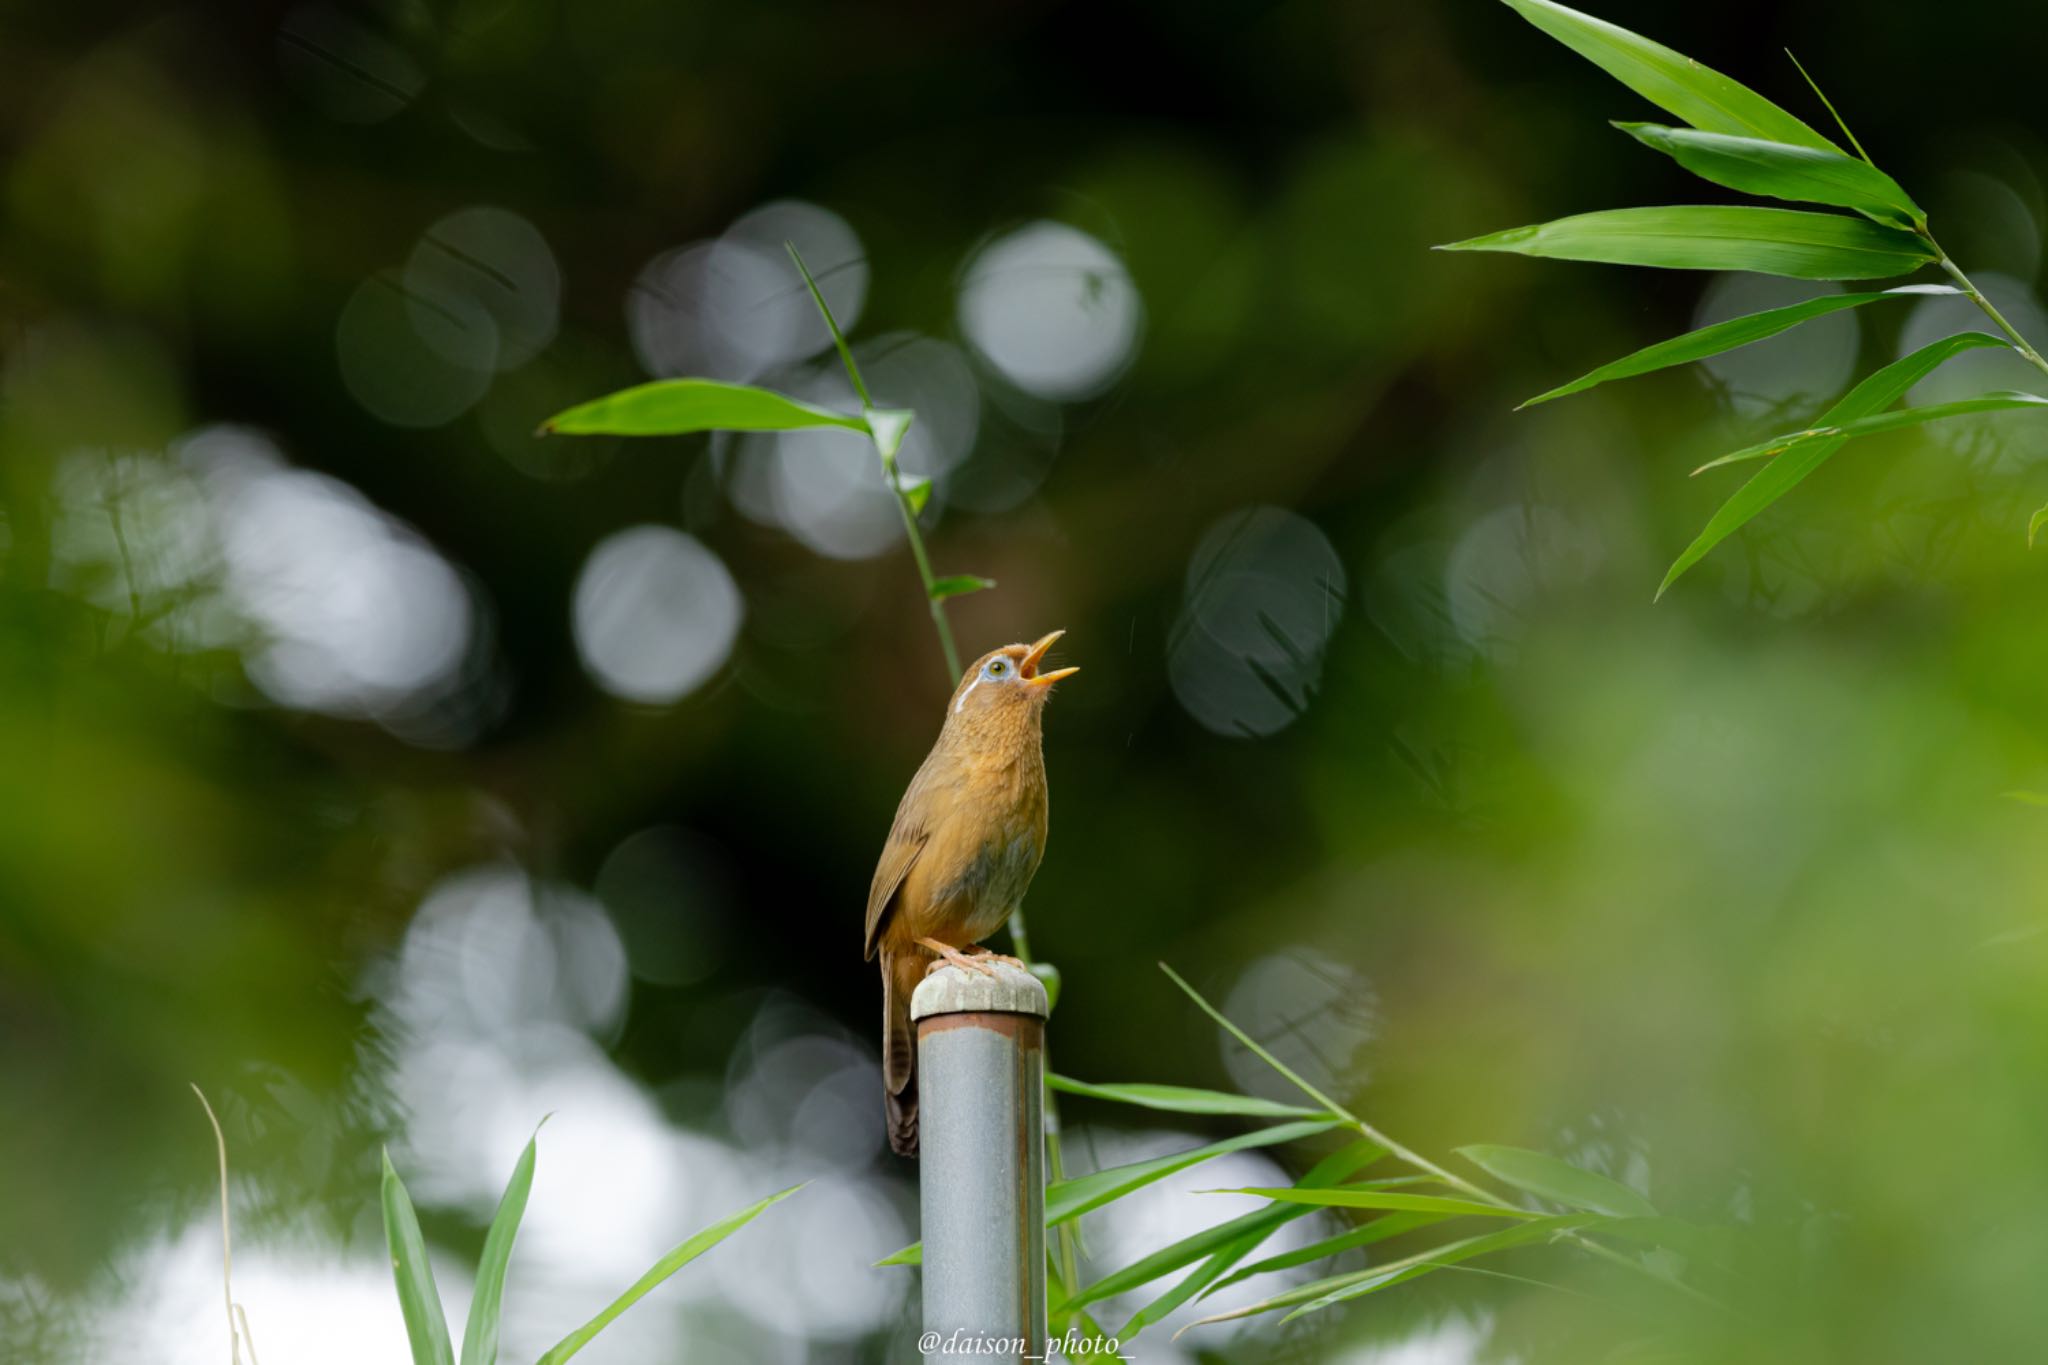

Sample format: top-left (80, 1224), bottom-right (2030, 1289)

top-left (912, 961), bottom-right (1049, 1362)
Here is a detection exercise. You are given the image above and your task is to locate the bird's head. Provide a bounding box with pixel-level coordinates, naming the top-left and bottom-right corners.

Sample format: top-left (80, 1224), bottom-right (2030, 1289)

top-left (943, 630), bottom-right (1078, 735)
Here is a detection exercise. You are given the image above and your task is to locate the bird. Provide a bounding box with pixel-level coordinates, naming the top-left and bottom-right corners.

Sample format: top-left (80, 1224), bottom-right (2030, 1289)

top-left (865, 630), bottom-right (1078, 1157)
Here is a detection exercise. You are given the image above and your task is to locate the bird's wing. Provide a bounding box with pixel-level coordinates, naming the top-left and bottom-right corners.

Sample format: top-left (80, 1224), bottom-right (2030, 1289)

top-left (865, 808), bottom-right (928, 961)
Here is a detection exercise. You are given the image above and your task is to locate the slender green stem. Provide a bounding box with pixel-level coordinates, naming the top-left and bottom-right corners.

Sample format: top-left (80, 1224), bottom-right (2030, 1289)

top-left (1921, 232), bottom-right (2048, 381)
top-left (885, 479), bottom-right (964, 681)
top-left (787, 242), bottom-right (964, 685)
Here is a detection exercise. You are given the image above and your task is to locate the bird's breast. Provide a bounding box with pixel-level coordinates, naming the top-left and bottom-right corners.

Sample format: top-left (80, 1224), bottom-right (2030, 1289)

top-left (936, 828), bottom-right (1043, 941)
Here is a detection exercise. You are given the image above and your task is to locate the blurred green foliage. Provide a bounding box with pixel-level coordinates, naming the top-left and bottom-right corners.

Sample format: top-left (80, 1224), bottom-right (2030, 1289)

top-left (5, 1), bottom-right (2048, 1361)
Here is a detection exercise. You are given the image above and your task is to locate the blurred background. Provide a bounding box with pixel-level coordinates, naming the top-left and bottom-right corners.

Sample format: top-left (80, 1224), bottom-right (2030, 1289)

top-left (6, 0), bottom-right (2048, 1360)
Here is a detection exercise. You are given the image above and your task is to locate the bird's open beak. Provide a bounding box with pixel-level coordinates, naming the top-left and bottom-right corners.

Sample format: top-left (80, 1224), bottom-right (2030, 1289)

top-left (1021, 630), bottom-right (1078, 687)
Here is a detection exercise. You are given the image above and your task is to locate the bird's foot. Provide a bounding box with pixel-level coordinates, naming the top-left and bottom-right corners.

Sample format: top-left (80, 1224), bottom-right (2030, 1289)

top-left (962, 945), bottom-right (1027, 973)
top-left (916, 937), bottom-right (1001, 978)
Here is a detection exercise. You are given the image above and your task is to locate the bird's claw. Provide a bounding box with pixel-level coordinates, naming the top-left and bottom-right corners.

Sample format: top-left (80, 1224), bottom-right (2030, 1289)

top-left (915, 937), bottom-right (1013, 978)
top-left (963, 946), bottom-right (1027, 973)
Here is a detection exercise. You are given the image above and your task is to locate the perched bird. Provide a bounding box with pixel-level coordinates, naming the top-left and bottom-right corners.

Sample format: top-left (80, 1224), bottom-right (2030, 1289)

top-left (865, 630), bottom-right (1078, 1157)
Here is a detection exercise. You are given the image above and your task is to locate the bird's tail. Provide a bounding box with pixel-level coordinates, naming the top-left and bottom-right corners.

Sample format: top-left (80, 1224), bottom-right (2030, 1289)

top-left (882, 949), bottom-right (921, 1157)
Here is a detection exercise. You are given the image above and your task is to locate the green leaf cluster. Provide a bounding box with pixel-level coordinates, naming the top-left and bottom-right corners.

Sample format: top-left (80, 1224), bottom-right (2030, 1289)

top-left (878, 960), bottom-right (1733, 1351)
top-left (1447, 0), bottom-right (2048, 593)
top-left (380, 1131), bottom-right (799, 1365)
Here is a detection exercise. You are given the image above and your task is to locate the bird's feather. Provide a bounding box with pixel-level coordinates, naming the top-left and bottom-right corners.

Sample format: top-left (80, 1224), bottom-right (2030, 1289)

top-left (865, 802), bottom-right (930, 960)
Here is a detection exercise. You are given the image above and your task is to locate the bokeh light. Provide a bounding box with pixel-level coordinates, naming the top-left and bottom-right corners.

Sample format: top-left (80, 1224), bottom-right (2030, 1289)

top-left (404, 206), bottom-right (561, 372)
top-left (958, 222), bottom-right (1143, 400)
top-left (1693, 275), bottom-right (1859, 417)
top-left (571, 525), bottom-right (743, 704)
top-left (628, 202), bottom-right (866, 383)
top-left (184, 426), bottom-right (480, 726)
top-left (1169, 506), bottom-right (1348, 737)
top-left (336, 268), bottom-right (499, 427)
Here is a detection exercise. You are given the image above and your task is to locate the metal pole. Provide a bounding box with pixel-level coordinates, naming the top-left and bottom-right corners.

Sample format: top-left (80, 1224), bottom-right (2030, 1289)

top-left (912, 961), bottom-right (1049, 1362)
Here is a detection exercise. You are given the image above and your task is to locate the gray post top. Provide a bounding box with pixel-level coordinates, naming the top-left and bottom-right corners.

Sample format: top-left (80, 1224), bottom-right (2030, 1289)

top-left (911, 961), bottom-right (1049, 1022)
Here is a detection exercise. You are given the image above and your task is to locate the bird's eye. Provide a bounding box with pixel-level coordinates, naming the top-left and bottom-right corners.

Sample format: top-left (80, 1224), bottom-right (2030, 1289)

top-left (986, 658), bottom-right (1010, 679)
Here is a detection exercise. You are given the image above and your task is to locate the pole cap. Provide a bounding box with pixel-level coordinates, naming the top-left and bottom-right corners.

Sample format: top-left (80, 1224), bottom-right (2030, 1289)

top-left (911, 961), bottom-right (1050, 1022)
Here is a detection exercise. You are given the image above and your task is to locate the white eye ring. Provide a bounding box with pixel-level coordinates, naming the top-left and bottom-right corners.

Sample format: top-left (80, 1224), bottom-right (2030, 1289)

top-left (985, 658), bottom-right (1010, 679)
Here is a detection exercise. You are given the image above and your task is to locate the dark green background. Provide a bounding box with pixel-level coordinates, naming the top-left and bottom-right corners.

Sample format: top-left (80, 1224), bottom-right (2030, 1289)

top-left (5, 1), bottom-right (2048, 1360)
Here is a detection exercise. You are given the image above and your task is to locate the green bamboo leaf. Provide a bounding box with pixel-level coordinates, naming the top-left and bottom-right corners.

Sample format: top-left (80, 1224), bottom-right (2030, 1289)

top-left (1213, 1188), bottom-right (1536, 1220)
top-left (535, 1184), bottom-right (802, 1365)
top-left (1690, 389), bottom-right (2048, 475)
top-left (1439, 206), bottom-right (1934, 280)
top-left (541, 379), bottom-right (868, 438)
top-left (459, 1126), bottom-right (542, 1365)
top-left (1119, 1225), bottom-right (1275, 1338)
top-left (876, 1120), bottom-right (1341, 1268)
top-left (1049, 1076), bottom-right (1327, 1121)
top-left (380, 1150), bottom-right (454, 1365)
top-left (1046, 1266), bottom-right (1124, 1363)
top-left (1062, 1140), bottom-right (1386, 1317)
top-left (1177, 1214), bottom-right (1602, 1336)
top-left (899, 475), bottom-right (932, 515)
top-left (1616, 123), bottom-right (1921, 227)
top-left (1521, 284), bottom-right (1954, 407)
top-left (1278, 1215), bottom-right (1606, 1324)
top-left (928, 574), bottom-right (996, 601)
top-left (1201, 1212), bottom-right (1445, 1299)
top-left (1499, 0), bottom-right (1836, 150)
top-left (2030, 501), bottom-right (2048, 548)
top-left (1455, 1145), bottom-right (1657, 1219)
top-left (1050, 1120), bottom-right (1339, 1224)
top-left (1658, 332), bottom-right (2010, 596)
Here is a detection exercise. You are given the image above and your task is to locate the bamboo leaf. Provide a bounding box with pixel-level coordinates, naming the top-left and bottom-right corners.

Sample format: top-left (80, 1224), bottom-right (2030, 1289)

top-left (541, 379), bottom-right (868, 438)
top-left (1499, 0), bottom-right (1837, 150)
top-left (1439, 206), bottom-right (1934, 280)
top-left (1119, 1225), bottom-right (1276, 1338)
top-left (535, 1184), bottom-right (802, 1365)
top-left (2030, 501), bottom-right (2048, 548)
top-left (1690, 389), bottom-right (2048, 475)
top-left (876, 1120), bottom-right (1341, 1268)
top-left (1278, 1215), bottom-right (1606, 1323)
top-left (1062, 1140), bottom-right (1386, 1317)
top-left (1050, 1121), bottom-right (1339, 1224)
top-left (1177, 1214), bottom-right (1602, 1336)
top-left (899, 476), bottom-right (932, 515)
top-left (928, 574), bottom-right (995, 601)
top-left (1202, 1212), bottom-right (1445, 1298)
top-left (380, 1150), bottom-right (454, 1365)
top-left (1455, 1145), bottom-right (1657, 1219)
top-left (1213, 1187), bottom-right (1537, 1220)
top-left (1046, 1266), bottom-right (1125, 1363)
top-left (1616, 123), bottom-right (1921, 227)
top-left (1658, 332), bottom-right (2010, 596)
top-left (459, 1127), bottom-right (542, 1365)
top-left (1521, 284), bottom-right (1954, 407)
top-left (1049, 1075), bottom-right (1327, 1121)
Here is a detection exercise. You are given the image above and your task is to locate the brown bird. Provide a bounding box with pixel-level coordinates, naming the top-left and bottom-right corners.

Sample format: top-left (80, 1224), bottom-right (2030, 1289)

top-left (865, 630), bottom-right (1078, 1157)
